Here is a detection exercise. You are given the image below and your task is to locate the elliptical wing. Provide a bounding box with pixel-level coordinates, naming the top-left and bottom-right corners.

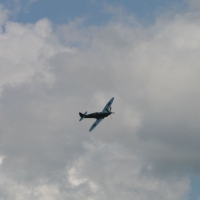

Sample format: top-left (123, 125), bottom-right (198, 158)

top-left (102, 97), bottom-right (114, 112)
top-left (89, 118), bottom-right (104, 132)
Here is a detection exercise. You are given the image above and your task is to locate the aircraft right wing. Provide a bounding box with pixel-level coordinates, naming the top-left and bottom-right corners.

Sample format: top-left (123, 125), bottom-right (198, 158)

top-left (89, 118), bottom-right (104, 132)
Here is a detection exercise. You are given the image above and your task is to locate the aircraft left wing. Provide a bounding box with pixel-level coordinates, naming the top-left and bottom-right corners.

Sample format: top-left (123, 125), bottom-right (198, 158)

top-left (102, 97), bottom-right (114, 112)
top-left (89, 118), bottom-right (104, 132)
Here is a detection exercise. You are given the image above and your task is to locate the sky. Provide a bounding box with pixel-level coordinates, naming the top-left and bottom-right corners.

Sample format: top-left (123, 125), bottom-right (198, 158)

top-left (0, 0), bottom-right (200, 199)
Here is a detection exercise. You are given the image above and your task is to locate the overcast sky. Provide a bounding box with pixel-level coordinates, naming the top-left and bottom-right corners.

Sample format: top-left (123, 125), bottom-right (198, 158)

top-left (0, 0), bottom-right (200, 199)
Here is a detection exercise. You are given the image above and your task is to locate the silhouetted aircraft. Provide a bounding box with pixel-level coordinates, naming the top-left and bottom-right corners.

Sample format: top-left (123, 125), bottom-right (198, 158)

top-left (79, 97), bottom-right (115, 132)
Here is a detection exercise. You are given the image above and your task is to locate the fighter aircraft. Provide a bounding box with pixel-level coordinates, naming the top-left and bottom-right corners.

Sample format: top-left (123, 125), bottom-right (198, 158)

top-left (79, 97), bottom-right (115, 132)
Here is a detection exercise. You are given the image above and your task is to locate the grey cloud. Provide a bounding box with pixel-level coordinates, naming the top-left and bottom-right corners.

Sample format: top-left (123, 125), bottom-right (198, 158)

top-left (53, 6), bottom-right (200, 177)
top-left (0, 142), bottom-right (190, 200)
top-left (64, 142), bottom-right (190, 200)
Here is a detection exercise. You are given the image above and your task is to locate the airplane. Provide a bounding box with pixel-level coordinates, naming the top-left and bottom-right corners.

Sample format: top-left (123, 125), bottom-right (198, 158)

top-left (79, 97), bottom-right (115, 132)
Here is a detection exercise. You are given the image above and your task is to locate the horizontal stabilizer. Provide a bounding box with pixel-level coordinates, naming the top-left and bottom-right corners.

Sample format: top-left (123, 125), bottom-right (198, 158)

top-left (79, 111), bottom-right (87, 121)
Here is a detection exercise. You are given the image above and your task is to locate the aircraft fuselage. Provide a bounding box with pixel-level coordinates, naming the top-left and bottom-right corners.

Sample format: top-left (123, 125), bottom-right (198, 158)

top-left (84, 112), bottom-right (111, 119)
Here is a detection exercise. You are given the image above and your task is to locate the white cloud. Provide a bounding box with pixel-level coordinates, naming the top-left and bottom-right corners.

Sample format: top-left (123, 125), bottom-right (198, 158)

top-left (0, 2), bottom-right (199, 199)
top-left (0, 18), bottom-right (73, 95)
top-left (0, 5), bottom-right (9, 27)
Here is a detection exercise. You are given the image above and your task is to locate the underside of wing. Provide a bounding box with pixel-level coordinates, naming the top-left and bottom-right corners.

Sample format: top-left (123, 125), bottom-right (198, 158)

top-left (89, 118), bottom-right (104, 132)
top-left (102, 97), bottom-right (114, 112)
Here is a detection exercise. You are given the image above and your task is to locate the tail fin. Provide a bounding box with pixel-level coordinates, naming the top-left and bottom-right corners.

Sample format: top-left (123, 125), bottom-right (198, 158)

top-left (79, 111), bottom-right (87, 121)
top-left (79, 112), bottom-right (84, 117)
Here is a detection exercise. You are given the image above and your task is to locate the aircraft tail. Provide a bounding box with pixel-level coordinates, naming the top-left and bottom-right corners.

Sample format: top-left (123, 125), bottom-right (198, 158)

top-left (79, 111), bottom-right (87, 121)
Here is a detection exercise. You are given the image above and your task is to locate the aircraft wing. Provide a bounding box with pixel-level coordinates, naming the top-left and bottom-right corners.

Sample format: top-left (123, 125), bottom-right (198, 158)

top-left (89, 118), bottom-right (104, 132)
top-left (102, 97), bottom-right (114, 112)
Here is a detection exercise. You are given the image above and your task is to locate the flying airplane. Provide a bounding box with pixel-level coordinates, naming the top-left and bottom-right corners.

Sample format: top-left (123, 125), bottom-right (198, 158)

top-left (79, 97), bottom-right (115, 132)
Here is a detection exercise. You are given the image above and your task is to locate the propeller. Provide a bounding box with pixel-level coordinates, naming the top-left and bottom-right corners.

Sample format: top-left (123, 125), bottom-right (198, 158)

top-left (106, 107), bottom-right (115, 119)
top-left (110, 106), bottom-right (115, 114)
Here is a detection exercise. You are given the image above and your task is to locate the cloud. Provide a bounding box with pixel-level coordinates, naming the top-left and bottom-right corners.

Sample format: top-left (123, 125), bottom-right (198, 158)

top-left (0, 18), bottom-right (72, 94)
top-left (0, 2), bottom-right (199, 199)
top-left (1, 0), bottom-right (39, 18)
top-left (0, 143), bottom-right (191, 200)
top-left (0, 4), bottom-right (9, 27)
top-left (130, 13), bottom-right (200, 175)
top-left (188, 0), bottom-right (200, 9)
top-left (65, 142), bottom-right (190, 200)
